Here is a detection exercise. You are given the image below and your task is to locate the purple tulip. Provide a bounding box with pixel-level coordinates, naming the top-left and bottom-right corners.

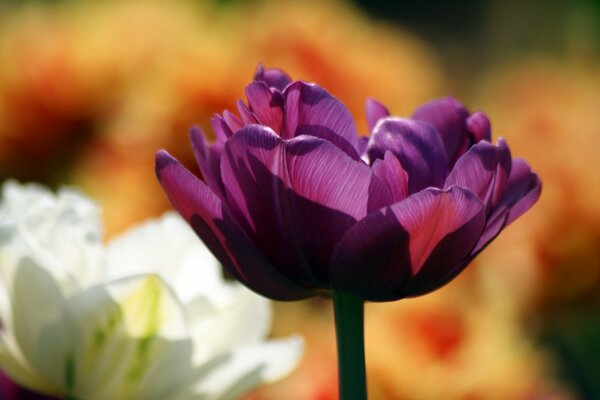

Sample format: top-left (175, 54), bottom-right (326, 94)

top-left (155, 66), bottom-right (541, 302)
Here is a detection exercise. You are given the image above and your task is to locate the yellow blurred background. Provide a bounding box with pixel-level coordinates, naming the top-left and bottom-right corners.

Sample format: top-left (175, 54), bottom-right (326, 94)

top-left (1, 0), bottom-right (599, 398)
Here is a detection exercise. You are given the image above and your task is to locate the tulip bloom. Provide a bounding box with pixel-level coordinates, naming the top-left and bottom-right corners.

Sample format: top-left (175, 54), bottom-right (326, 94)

top-left (156, 66), bottom-right (540, 302)
top-left (0, 181), bottom-right (302, 400)
top-left (155, 66), bottom-right (540, 399)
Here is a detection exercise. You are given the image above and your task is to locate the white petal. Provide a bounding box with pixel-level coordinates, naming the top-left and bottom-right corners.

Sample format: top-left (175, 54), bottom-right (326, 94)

top-left (191, 335), bottom-right (304, 400)
top-left (107, 212), bottom-right (225, 304)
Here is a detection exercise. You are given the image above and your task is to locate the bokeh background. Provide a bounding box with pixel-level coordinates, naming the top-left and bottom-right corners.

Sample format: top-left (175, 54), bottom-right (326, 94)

top-left (1, 0), bottom-right (599, 398)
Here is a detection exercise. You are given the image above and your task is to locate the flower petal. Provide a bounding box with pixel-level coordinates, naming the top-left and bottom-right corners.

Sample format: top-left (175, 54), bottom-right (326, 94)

top-left (371, 151), bottom-right (409, 207)
top-left (365, 97), bottom-right (390, 132)
top-left (190, 335), bottom-right (303, 400)
top-left (411, 96), bottom-right (470, 165)
top-left (221, 126), bottom-right (374, 285)
top-left (466, 111), bottom-right (491, 143)
top-left (445, 141), bottom-right (500, 202)
top-left (245, 82), bottom-right (284, 133)
top-left (236, 100), bottom-right (258, 126)
top-left (283, 81), bottom-right (359, 159)
top-left (210, 114), bottom-right (233, 141)
top-left (189, 127), bottom-right (225, 199)
top-left (253, 64), bottom-right (292, 92)
top-left (156, 150), bottom-right (312, 300)
top-left (330, 187), bottom-right (485, 301)
top-left (367, 117), bottom-right (448, 193)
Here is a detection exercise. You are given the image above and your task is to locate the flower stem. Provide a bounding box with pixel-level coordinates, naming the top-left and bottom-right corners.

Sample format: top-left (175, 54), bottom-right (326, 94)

top-left (332, 291), bottom-right (367, 400)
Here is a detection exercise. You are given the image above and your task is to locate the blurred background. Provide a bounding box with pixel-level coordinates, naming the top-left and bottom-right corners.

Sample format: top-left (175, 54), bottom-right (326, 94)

top-left (0, 0), bottom-right (599, 398)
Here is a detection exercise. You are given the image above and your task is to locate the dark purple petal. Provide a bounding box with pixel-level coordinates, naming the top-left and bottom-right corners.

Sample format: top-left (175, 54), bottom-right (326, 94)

top-left (245, 81), bottom-right (284, 133)
top-left (367, 117), bottom-right (448, 193)
top-left (467, 111), bottom-right (491, 143)
top-left (155, 150), bottom-right (313, 300)
top-left (221, 125), bottom-right (374, 284)
top-left (411, 97), bottom-right (470, 165)
top-left (210, 114), bottom-right (233, 141)
top-left (189, 127), bottom-right (225, 199)
top-left (365, 97), bottom-right (390, 132)
top-left (283, 81), bottom-right (360, 159)
top-left (329, 187), bottom-right (485, 301)
top-left (254, 64), bottom-right (292, 92)
top-left (444, 141), bottom-right (500, 203)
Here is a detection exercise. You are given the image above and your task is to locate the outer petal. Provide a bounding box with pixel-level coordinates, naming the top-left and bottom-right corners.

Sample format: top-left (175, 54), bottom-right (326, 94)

top-left (253, 64), bottom-right (292, 92)
top-left (188, 336), bottom-right (303, 400)
top-left (155, 150), bottom-right (312, 300)
top-left (220, 126), bottom-right (375, 285)
top-left (189, 127), bottom-right (225, 199)
top-left (470, 157), bottom-right (541, 256)
top-left (283, 81), bottom-right (359, 159)
top-left (367, 117), bottom-right (448, 193)
top-left (411, 97), bottom-right (470, 165)
top-left (236, 100), bottom-right (258, 126)
top-left (210, 114), bottom-right (233, 142)
top-left (245, 82), bottom-right (284, 133)
top-left (330, 187), bottom-right (485, 301)
top-left (365, 97), bottom-right (390, 133)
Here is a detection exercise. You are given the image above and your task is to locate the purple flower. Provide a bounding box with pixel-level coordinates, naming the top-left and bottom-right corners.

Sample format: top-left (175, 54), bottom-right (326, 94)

top-left (155, 66), bottom-right (541, 302)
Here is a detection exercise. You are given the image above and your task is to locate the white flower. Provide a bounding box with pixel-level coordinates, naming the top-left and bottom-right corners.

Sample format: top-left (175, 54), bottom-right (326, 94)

top-left (0, 181), bottom-right (303, 400)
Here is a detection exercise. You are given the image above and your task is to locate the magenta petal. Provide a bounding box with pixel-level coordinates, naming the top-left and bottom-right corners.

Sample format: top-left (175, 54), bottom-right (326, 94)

top-left (329, 187), bottom-right (485, 301)
top-left (237, 100), bottom-right (258, 125)
top-left (445, 141), bottom-right (500, 202)
top-left (245, 81), bottom-right (284, 132)
top-left (283, 81), bottom-right (360, 159)
top-left (367, 117), bottom-right (448, 193)
top-left (221, 126), bottom-right (374, 284)
top-left (467, 111), bottom-right (492, 143)
top-left (254, 64), bottom-right (292, 92)
top-left (223, 110), bottom-right (243, 133)
top-left (211, 114), bottom-right (233, 141)
top-left (412, 96), bottom-right (470, 165)
top-left (365, 97), bottom-right (390, 132)
top-left (371, 151), bottom-right (408, 207)
top-left (155, 150), bottom-right (313, 300)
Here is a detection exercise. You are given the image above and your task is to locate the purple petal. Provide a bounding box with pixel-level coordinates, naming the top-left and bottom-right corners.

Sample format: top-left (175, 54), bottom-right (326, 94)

top-left (371, 151), bottom-right (408, 208)
top-left (467, 111), bottom-right (492, 143)
top-left (367, 117), bottom-right (448, 193)
top-left (254, 64), bottom-right (292, 92)
top-left (499, 159), bottom-right (542, 226)
top-left (245, 81), bottom-right (284, 133)
top-left (329, 187), bottom-right (485, 301)
top-left (365, 97), bottom-right (390, 132)
top-left (189, 127), bottom-right (225, 199)
top-left (155, 150), bottom-right (313, 300)
top-left (211, 114), bottom-right (233, 141)
top-left (470, 157), bottom-right (541, 255)
top-left (221, 126), bottom-right (374, 284)
top-left (236, 100), bottom-right (258, 125)
top-left (283, 81), bottom-right (360, 159)
top-left (412, 97), bottom-right (470, 165)
top-left (444, 141), bottom-right (500, 203)
top-left (223, 110), bottom-right (243, 133)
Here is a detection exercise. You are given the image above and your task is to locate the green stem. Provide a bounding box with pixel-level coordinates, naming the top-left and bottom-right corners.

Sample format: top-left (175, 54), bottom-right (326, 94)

top-left (333, 291), bottom-right (367, 400)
